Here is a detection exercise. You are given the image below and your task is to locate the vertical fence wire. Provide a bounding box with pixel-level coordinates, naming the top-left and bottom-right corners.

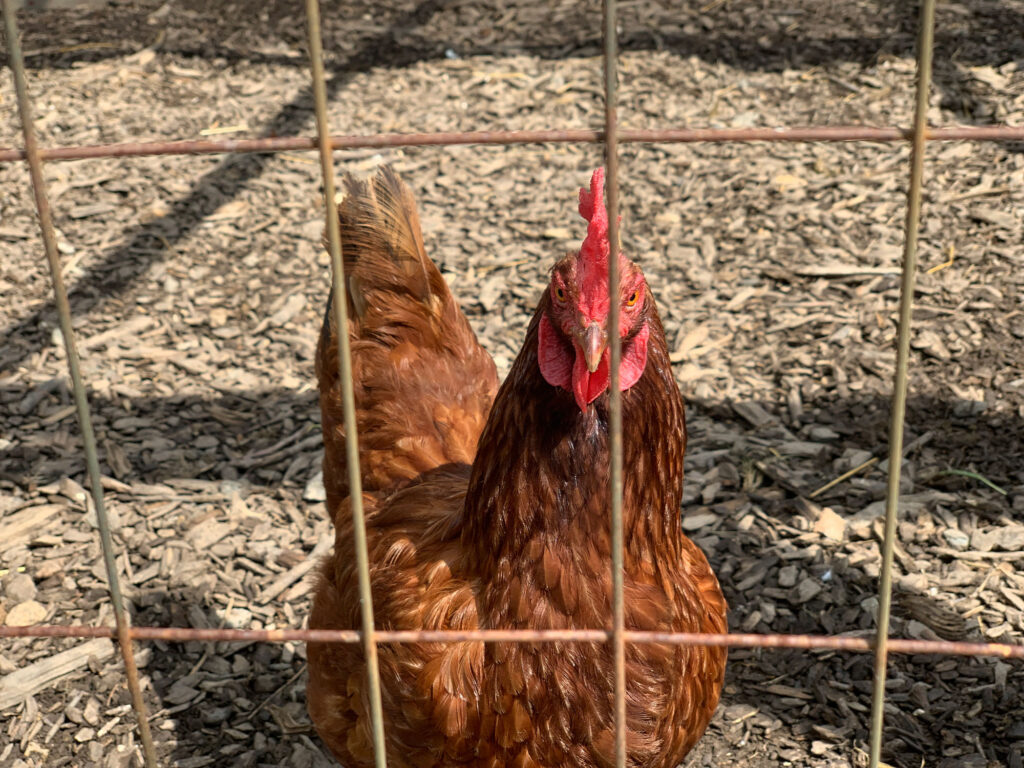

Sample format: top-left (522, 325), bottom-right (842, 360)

top-left (302, 2), bottom-right (388, 767)
top-left (601, 2), bottom-right (627, 768)
top-left (0, 3), bottom-right (159, 765)
top-left (868, 1), bottom-right (937, 766)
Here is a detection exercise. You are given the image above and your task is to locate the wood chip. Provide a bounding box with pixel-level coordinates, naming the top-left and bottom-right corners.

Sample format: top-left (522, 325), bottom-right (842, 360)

top-left (0, 639), bottom-right (115, 709)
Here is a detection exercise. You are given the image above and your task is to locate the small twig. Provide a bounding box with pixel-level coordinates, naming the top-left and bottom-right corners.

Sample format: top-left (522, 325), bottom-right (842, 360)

top-left (147, 697), bottom-right (201, 723)
top-left (878, 430), bottom-right (933, 472)
top-left (199, 124), bottom-right (249, 136)
top-left (475, 257), bottom-right (531, 275)
top-left (22, 41), bottom-right (122, 57)
top-left (727, 707), bottom-right (760, 724)
top-left (240, 425), bottom-right (311, 463)
top-left (939, 185), bottom-right (1012, 204)
top-left (242, 663), bottom-right (307, 722)
top-left (826, 74), bottom-right (861, 94)
top-left (970, 565), bottom-right (1003, 599)
top-left (926, 243), bottom-right (955, 274)
top-left (257, 532), bottom-right (332, 604)
top-left (235, 433), bottom-right (323, 469)
top-left (930, 547), bottom-right (1024, 561)
top-left (809, 456), bottom-right (879, 498)
top-left (934, 469), bottom-right (1007, 495)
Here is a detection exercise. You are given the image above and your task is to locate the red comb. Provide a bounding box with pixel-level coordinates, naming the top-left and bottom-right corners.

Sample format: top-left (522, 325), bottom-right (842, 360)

top-left (578, 168), bottom-right (609, 266)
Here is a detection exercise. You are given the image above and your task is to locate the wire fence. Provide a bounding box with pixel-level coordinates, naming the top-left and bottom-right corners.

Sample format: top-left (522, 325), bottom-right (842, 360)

top-left (1, 1), bottom-right (1022, 768)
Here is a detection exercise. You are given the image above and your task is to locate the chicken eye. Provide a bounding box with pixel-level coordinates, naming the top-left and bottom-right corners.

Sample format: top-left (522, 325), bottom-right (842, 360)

top-left (554, 286), bottom-right (567, 302)
top-left (626, 290), bottom-right (639, 307)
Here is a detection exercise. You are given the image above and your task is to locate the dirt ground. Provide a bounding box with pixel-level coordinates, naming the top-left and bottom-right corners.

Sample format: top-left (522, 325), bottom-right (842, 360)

top-left (2, 1), bottom-right (1024, 766)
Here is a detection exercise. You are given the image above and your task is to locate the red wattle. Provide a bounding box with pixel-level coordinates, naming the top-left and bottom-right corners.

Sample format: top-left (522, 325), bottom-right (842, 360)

top-left (538, 315), bottom-right (572, 389)
top-left (572, 350), bottom-right (610, 412)
top-left (542, 313), bottom-right (650, 412)
top-left (569, 324), bottom-right (650, 412)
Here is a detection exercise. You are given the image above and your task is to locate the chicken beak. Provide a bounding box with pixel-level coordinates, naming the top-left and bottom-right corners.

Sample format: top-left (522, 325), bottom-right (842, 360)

top-left (578, 323), bottom-right (607, 374)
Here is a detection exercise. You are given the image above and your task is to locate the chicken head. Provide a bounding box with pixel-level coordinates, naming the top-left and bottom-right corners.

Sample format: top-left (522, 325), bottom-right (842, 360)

top-left (537, 168), bottom-right (651, 412)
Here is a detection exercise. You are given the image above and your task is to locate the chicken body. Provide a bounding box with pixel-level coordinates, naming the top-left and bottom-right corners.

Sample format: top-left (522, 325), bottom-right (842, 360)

top-left (308, 167), bottom-right (727, 768)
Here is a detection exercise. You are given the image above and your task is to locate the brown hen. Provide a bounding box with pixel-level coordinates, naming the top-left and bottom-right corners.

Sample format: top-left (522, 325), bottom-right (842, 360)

top-left (308, 166), bottom-right (727, 768)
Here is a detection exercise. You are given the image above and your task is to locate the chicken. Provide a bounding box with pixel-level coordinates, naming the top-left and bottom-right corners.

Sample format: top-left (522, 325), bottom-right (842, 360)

top-left (308, 166), bottom-right (727, 768)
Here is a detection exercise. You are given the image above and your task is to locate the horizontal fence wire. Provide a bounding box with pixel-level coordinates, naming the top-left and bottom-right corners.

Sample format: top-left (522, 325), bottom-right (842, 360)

top-left (2, 125), bottom-right (1024, 163)
top-left (3, 625), bottom-right (1024, 659)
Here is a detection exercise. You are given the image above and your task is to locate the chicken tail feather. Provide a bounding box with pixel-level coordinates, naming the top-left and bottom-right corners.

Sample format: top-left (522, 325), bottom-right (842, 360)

top-left (331, 166), bottom-right (438, 321)
top-left (315, 166), bottom-right (498, 509)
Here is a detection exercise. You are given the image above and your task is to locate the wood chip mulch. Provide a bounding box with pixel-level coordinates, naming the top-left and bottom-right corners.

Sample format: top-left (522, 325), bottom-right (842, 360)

top-left (2, 1), bottom-right (1023, 766)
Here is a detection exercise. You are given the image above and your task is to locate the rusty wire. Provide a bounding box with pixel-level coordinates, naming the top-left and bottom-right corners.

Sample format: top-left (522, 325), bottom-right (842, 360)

top-left (3, 0), bottom-right (1024, 765)
top-left (0, 3), bottom-right (158, 766)
top-left (6, 622), bottom-right (1024, 663)
top-left (3, 624), bottom-right (1024, 661)
top-left (1, 125), bottom-right (1024, 164)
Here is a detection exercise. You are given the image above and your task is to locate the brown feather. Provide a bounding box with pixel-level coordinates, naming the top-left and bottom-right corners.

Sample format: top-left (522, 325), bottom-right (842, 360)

top-left (308, 166), bottom-right (727, 768)
top-left (511, 747), bottom-right (538, 768)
